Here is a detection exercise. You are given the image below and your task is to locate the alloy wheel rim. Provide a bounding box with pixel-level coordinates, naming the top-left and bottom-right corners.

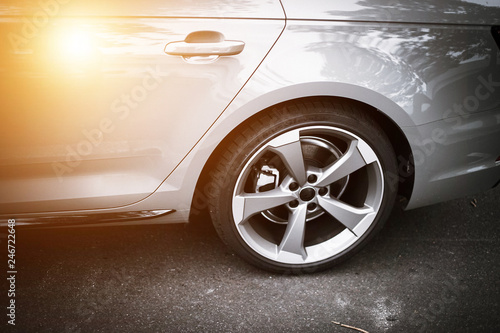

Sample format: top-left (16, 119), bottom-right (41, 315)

top-left (232, 126), bottom-right (384, 264)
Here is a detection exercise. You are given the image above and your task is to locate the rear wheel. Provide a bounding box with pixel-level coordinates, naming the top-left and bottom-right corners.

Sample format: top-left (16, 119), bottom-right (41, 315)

top-left (208, 101), bottom-right (397, 273)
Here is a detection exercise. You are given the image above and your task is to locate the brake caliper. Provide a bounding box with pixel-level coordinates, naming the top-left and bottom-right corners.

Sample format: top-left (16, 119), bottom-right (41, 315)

top-left (254, 165), bottom-right (280, 193)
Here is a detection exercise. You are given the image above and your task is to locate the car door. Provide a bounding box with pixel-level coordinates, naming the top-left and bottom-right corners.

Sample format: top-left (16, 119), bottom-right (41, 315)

top-left (0, 0), bottom-right (285, 214)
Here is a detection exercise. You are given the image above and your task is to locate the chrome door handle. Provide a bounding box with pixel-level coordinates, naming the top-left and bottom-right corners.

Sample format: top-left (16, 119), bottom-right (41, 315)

top-left (165, 31), bottom-right (245, 57)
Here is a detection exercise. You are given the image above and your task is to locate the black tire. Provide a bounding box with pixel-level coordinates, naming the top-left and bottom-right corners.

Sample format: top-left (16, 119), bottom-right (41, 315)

top-left (208, 100), bottom-right (397, 274)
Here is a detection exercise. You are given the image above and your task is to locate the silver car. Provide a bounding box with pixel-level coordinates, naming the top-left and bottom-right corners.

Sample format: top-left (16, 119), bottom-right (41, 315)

top-left (1, 0), bottom-right (499, 273)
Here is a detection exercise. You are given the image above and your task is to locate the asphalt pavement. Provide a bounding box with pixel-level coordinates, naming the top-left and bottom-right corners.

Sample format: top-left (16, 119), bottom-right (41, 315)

top-left (1, 186), bottom-right (500, 332)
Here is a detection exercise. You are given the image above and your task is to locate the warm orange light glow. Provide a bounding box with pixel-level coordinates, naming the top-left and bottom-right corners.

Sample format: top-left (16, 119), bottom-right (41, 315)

top-left (45, 24), bottom-right (100, 71)
top-left (59, 29), bottom-right (94, 59)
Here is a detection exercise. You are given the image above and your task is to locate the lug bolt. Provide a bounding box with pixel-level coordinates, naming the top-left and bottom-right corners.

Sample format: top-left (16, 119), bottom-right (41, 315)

top-left (289, 182), bottom-right (299, 191)
top-left (289, 200), bottom-right (299, 208)
top-left (318, 187), bottom-right (328, 196)
top-left (307, 174), bottom-right (317, 183)
top-left (307, 203), bottom-right (317, 211)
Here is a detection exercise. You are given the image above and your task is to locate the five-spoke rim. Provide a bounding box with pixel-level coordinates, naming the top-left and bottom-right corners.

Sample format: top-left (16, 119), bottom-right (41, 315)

top-left (232, 126), bottom-right (384, 264)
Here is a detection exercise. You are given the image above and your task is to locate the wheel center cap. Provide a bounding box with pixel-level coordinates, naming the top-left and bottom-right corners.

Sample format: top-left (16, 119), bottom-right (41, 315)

top-left (299, 188), bottom-right (316, 202)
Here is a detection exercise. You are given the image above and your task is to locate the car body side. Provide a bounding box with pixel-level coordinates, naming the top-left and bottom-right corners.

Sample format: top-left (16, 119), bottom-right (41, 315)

top-left (1, 0), bottom-right (500, 225)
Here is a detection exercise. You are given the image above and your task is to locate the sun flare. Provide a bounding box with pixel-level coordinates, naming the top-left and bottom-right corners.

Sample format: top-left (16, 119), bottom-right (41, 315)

top-left (57, 28), bottom-right (95, 60)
